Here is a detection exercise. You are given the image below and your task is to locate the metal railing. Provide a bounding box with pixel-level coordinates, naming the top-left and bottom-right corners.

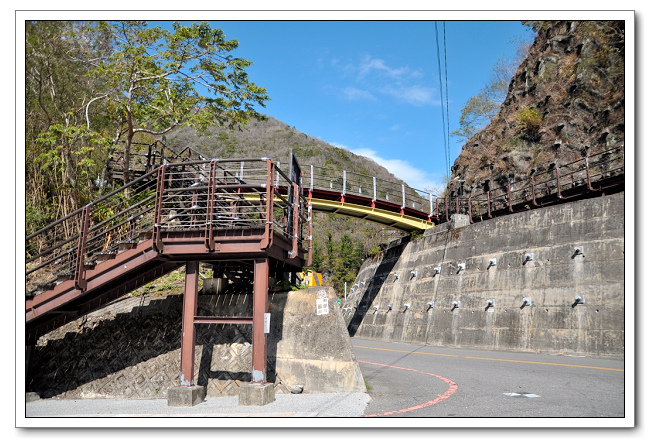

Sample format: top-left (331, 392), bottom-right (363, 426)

top-left (26, 158), bottom-right (310, 297)
top-left (304, 145), bottom-right (624, 223)
top-left (436, 145), bottom-right (625, 222)
top-left (108, 142), bottom-right (209, 177)
top-left (308, 165), bottom-right (435, 217)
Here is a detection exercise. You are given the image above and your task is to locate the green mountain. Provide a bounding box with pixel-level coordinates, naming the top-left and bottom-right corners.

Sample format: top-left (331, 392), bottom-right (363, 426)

top-left (166, 115), bottom-right (407, 182)
top-left (165, 116), bottom-right (410, 296)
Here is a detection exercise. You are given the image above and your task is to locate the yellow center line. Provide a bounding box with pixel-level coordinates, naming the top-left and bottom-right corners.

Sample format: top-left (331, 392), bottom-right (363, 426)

top-left (353, 345), bottom-right (624, 372)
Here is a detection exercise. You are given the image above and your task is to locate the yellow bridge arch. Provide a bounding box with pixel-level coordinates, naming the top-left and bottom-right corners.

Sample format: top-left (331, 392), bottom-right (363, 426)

top-left (308, 197), bottom-right (433, 231)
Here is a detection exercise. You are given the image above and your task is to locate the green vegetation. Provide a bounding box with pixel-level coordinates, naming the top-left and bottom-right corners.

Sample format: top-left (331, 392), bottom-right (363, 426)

top-left (26, 20), bottom-right (269, 229)
top-left (515, 106), bottom-right (543, 139)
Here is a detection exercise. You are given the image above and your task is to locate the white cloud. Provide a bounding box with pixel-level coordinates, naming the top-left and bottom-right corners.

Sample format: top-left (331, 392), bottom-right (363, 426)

top-left (333, 145), bottom-right (445, 194)
top-left (357, 56), bottom-right (410, 80)
top-left (341, 86), bottom-right (377, 101)
top-left (381, 85), bottom-right (438, 106)
top-left (335, 55), bottom-right (437, 106)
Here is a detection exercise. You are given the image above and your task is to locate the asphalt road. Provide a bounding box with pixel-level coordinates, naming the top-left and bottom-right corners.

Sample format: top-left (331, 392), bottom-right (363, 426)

top-left (351, 337), bottom-right (627, 423)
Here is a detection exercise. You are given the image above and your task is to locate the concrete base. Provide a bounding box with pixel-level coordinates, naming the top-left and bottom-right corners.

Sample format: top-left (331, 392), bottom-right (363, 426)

top-left (167, 386), bottom-right (205, 407)
top-left (238, 382), bottom-right (275, 406)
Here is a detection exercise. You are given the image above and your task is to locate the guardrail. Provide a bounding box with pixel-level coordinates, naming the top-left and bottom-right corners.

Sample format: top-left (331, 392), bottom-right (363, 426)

top-left (307, 165), bottom-right (435, 217)
top-left (26, 158), bottom-right (310, 298)
top-left (437, 145), bottom-right (625, 222)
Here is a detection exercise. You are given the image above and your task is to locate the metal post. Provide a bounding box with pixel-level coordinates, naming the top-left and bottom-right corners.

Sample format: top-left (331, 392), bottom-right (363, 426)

top-left (401, 184), bottom-right (406, 212)
top-left (468, 197), bottom-right (473, 223)
top-left (262, 159), bottom-right (274, 249)
top-left (372, 177), bottom-right (377, 206)
top-left (74, 204), bottom-right (90, 290)
top-left (179, 261), bottom-right (199, 386)
top-left (530, 175), bottom-right (538, 206)
top-left (205, 161), bottom-right (217, 250)
top-left (586, 157), bottom-right (594, 191)
top-left (290, 182), bottom-right (300, 258)
top-left (153, 165), bottom-right (167, 252)
top-left (310, 165), bottom-right (314, 192)
top-left (507, 184), bottom-right (514, 212)
top-left (307, 202), bottom-right (313, 266)
top-left (251, 258), bottom-right (270, 383)
top-left (487, 190), bottom-right (493, 218)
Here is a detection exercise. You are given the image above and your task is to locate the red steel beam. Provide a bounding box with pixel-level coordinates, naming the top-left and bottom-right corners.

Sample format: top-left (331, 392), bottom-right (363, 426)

top-left (251, 257), bottom-right (270, 383)
top-left (179, 261), bottom-right (199, 387)
top-left (194, 316), bottom-right (253, 325)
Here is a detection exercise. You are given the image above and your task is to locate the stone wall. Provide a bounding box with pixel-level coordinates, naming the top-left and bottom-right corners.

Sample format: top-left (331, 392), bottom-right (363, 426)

top-left (28, 286), bottom-right (365, 399)
top-left (343, 192), bottom-right (625, 358)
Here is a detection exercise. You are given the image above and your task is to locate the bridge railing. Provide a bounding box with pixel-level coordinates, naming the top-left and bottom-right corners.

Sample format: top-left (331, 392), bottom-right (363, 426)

top-left (307, 165), bottom-right (435, 217)
top-left (26, 157), bottom-right (310, 297)
top-left (437, 145), bottom-right (625, 222)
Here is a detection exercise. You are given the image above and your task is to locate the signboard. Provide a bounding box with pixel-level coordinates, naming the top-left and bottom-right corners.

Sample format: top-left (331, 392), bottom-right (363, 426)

top-left (264, 313), bottom-right (271, 334)
top-left (316, 290), bottom-right (329, 315)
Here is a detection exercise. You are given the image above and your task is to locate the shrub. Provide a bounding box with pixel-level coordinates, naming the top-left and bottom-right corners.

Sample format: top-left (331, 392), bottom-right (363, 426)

top-left (516, 106), bottom-right (543, 139)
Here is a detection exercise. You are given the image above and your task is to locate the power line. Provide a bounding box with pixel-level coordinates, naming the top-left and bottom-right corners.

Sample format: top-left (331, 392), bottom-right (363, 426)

top-left (443, 22), bottom-right (451, 177)
top-left (434, 22), bottom-right (450, 177)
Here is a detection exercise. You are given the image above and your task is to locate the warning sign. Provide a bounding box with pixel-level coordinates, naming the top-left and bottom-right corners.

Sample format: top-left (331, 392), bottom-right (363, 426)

top-left (316, 297), bottom-right (329, 315)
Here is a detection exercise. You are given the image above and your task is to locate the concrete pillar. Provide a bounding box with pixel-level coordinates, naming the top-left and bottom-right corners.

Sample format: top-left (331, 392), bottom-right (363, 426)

top-left (251, 258), bottom-right (270, 383)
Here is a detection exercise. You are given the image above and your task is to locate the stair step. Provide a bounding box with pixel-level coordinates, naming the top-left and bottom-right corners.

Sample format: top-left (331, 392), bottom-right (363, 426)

top-left (56, 272), bottom-right (74, 283)
top-left (117, 240), bottom-right (138, 252)
top-left (97, 251), bottom-right (117, 261)
top-left (36, 282), bottom-right (56, 292)
top-left (139, 231), bottom-right (153, 240)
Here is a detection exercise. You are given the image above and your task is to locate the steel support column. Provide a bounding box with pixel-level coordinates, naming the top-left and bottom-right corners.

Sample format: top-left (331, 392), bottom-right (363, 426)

top-left (251, 258), bottom-right (270, 383)
top-left (179, 261), bottom-right (199, 386)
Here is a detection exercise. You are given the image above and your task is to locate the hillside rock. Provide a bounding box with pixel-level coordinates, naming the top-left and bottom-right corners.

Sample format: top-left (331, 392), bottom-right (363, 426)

top-left (167, 115), bottom-right (406, 184)
top-left (450, 21), bottom-right (625, 195)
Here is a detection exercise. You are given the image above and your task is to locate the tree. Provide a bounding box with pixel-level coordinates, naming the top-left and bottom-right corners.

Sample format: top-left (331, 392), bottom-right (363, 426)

top-left (88, 21), bottom-right (270, 187)
top-left (25, 21), bottom-right (111, 228)
top-left (451, 37), bottom-right (533, 143)
top-left (328, 234), bottom-right (364, 297)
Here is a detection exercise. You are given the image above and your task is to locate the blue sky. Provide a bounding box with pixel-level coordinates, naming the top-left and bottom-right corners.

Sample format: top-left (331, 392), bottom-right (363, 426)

top-left (191, 20), bottom-right (535, 193)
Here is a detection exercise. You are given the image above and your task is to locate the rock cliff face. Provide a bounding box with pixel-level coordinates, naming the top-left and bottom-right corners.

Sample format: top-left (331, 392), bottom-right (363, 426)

top-left (451, 21), bottom-right (624, 195)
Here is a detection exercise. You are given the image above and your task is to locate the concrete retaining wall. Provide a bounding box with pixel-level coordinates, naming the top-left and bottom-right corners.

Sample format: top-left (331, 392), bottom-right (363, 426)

top-left (343, 192), bottom-right (625, 358)
top-left (28, 287), bottom-right (365, 399)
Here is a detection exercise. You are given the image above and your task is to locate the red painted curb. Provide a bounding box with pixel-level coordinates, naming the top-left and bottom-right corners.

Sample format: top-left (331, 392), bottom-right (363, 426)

top-left (359, 360), bottom-right (458, 417)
